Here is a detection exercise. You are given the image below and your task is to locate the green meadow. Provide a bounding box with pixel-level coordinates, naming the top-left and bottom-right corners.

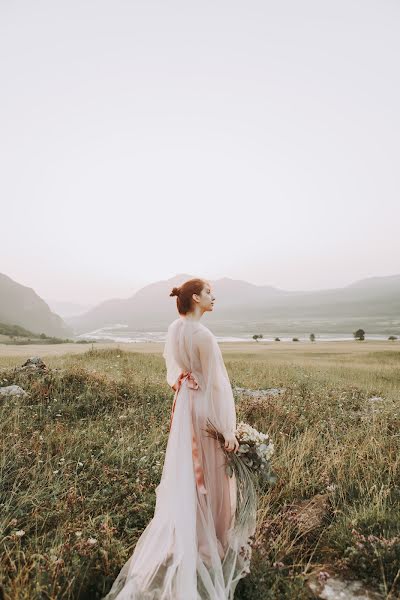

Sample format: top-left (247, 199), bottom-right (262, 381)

top-left (0, 343), bottom-right (399, 599)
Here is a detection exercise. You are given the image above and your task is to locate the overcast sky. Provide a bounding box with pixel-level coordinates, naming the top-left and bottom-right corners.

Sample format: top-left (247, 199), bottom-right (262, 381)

top-left (1, 0), bottom-right (399, 305)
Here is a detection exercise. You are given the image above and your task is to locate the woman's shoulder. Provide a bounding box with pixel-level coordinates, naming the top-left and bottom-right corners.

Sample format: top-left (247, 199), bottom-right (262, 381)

top-left (195, 323), bottom-right (215, 344)
top-left (168, 317), bottom-right (182, 329)
top-left (168, 318), bottom-right (214, 340)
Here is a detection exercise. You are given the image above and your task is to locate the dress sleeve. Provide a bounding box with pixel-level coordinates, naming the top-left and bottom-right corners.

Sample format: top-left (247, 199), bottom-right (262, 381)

top-left (163, 322), bottom-right (182, 389)
top-left (197, 331), bottom-right (236, 438)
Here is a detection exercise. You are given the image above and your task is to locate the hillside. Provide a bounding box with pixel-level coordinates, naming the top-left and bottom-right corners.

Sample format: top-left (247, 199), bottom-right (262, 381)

top-left (0, 347), bottom-right (398, 598)
top-left (0, 273), bottom-right (73, 338)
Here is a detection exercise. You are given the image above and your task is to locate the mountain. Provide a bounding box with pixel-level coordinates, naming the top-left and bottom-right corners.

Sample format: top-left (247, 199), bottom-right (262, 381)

top-left (66, 272), bottom-right (400, 335)
top-left (0, 273), bottom-right (74, 338)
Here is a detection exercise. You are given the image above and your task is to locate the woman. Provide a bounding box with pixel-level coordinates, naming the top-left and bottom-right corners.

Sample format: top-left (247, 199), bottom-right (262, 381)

top-left (103, 278), bottom-right (256, 600)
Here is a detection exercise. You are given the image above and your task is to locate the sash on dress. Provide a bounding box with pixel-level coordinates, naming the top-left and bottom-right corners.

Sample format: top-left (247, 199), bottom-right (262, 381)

top-left (170, 371), bottom-right (207, 495)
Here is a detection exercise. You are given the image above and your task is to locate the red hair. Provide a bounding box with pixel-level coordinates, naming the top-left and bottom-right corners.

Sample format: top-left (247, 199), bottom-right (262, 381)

top-left (169, 278), bottom-right (208, 315)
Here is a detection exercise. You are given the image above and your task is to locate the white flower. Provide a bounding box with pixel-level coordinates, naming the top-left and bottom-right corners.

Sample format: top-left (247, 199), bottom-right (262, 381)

top-left (87, 537), bottom-right (97, 545)
top-left (234, 422), bottom-right (275, 471)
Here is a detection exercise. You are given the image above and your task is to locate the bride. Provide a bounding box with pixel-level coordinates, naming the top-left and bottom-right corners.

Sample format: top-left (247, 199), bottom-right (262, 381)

top-left (102, 278), bottom-right (257, 600)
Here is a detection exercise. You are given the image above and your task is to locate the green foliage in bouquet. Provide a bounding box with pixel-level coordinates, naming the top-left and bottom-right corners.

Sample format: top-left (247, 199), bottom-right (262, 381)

top-left (204, 419), bottom-right (277, 541)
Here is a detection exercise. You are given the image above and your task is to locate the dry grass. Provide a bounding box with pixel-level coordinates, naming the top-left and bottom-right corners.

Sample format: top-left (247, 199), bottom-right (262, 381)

top-left (0, 343), bottom-right (399, 599)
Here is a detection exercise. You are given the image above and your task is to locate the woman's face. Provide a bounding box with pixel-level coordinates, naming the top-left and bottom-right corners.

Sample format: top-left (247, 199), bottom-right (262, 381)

top-left (197, 282), bottom-right (215, 313)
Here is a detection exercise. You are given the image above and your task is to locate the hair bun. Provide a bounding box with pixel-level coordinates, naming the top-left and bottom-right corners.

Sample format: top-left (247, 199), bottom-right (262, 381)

top-left (170, 286), bottom-right (180, 297)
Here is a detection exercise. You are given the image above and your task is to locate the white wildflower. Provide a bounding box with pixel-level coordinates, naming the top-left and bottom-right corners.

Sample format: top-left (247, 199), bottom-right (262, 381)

top-left (87, 537), bottom-right (97, 545)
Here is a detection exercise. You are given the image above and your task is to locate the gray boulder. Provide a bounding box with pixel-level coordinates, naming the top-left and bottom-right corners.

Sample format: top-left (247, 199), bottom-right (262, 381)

top-left (234, 386), bottom-right (286, 397)
top-left (307, 571), bottom-right (384, 599)
top-left (20, 356), bottom-right (47, 371)
top-left (0, 385), bottom-right (29, 398)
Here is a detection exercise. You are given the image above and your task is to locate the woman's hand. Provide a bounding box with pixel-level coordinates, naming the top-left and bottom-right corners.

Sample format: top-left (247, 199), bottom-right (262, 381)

top-left (223, 431), bottom-right (239, 453)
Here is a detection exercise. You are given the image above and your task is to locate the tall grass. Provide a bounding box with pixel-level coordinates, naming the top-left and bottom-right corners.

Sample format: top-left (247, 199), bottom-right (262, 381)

top-left (0, 346), bottom-right (399, 599)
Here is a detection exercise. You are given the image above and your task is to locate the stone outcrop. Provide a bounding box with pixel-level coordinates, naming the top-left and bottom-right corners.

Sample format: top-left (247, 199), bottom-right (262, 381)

top-left (306, 570), bottom-right (384, 599)
top-left (20, 356), bottom-right (47, 371)
top-left (0, 385), bottom-right (28, 398)
top-left (233, 386), bottom-right (287, 397)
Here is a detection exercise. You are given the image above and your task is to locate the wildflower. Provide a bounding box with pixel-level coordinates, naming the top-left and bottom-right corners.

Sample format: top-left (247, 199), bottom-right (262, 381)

top-left (87, 537), bottom-right (97, 545)
top-left (15, 530), bottom-right (25, 537)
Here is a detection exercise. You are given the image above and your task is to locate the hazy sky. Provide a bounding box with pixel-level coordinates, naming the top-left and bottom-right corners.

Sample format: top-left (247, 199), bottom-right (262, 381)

top-left (1, 0), bottom-right (399, 305)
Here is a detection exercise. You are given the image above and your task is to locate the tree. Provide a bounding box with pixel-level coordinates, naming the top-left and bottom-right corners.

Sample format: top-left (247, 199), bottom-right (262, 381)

top-left (292, 337), bottom-right (299, 342)
top-left (353, 329), bottom-right (365, 341)
top-left (252, 334), bottom-right (263, 342)
top-left (274, 337), bottom-right (280, 342)
top-left (388, 335), bottom-right (398, 341)
top-left (309, 333), bottom-right (315, 342)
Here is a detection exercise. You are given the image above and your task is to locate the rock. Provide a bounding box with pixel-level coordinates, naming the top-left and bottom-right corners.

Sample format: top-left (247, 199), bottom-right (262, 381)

top-left (306, 570), bottom-right (384, 599)
top-left (20, 356), bottom-right (47, 371)
top-left (0, 385), bottom-right (29, 398)
top-left (254, 494), bottom-right (330, 559)
top-left (234, 386), bottom-right (286, 397)
top-left (285, 493), bottom-right (330, 536)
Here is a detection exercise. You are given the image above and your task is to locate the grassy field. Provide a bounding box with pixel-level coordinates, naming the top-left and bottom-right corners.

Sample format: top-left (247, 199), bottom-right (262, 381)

top-left (0, 342), bottom-right (399, 599)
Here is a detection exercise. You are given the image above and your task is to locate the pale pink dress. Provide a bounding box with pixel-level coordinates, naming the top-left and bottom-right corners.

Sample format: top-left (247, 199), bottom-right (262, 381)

top-left (102, 316), bottom-right (256, 600)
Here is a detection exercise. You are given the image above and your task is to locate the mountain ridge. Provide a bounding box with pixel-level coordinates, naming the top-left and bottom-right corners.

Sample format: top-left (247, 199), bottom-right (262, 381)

top-left (0, 273), bottom-right (73, 338)
top-left (64, 273), bottom-right (400, 335)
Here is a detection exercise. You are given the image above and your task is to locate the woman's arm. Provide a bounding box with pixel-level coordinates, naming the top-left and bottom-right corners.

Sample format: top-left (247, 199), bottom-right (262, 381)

top-left (197, 330), bottom-right (237, 447)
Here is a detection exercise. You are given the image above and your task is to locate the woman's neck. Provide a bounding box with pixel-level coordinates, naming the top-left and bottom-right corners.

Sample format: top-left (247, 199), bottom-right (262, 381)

top-left (181, 313), bottom-right (202, 322)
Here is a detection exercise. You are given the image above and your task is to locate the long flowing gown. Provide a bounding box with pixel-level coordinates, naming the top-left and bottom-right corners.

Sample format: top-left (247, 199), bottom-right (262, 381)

top-left (102, 316), bottom-right (256, 600)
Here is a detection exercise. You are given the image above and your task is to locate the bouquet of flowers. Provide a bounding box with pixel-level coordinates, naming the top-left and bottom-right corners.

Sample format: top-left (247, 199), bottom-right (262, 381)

top-left (232, 421), bottom-right (276, 484)
top-left (204, 419), bottom-right (276, 540)
top-left (205, 419), bottom-right (276, 485)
